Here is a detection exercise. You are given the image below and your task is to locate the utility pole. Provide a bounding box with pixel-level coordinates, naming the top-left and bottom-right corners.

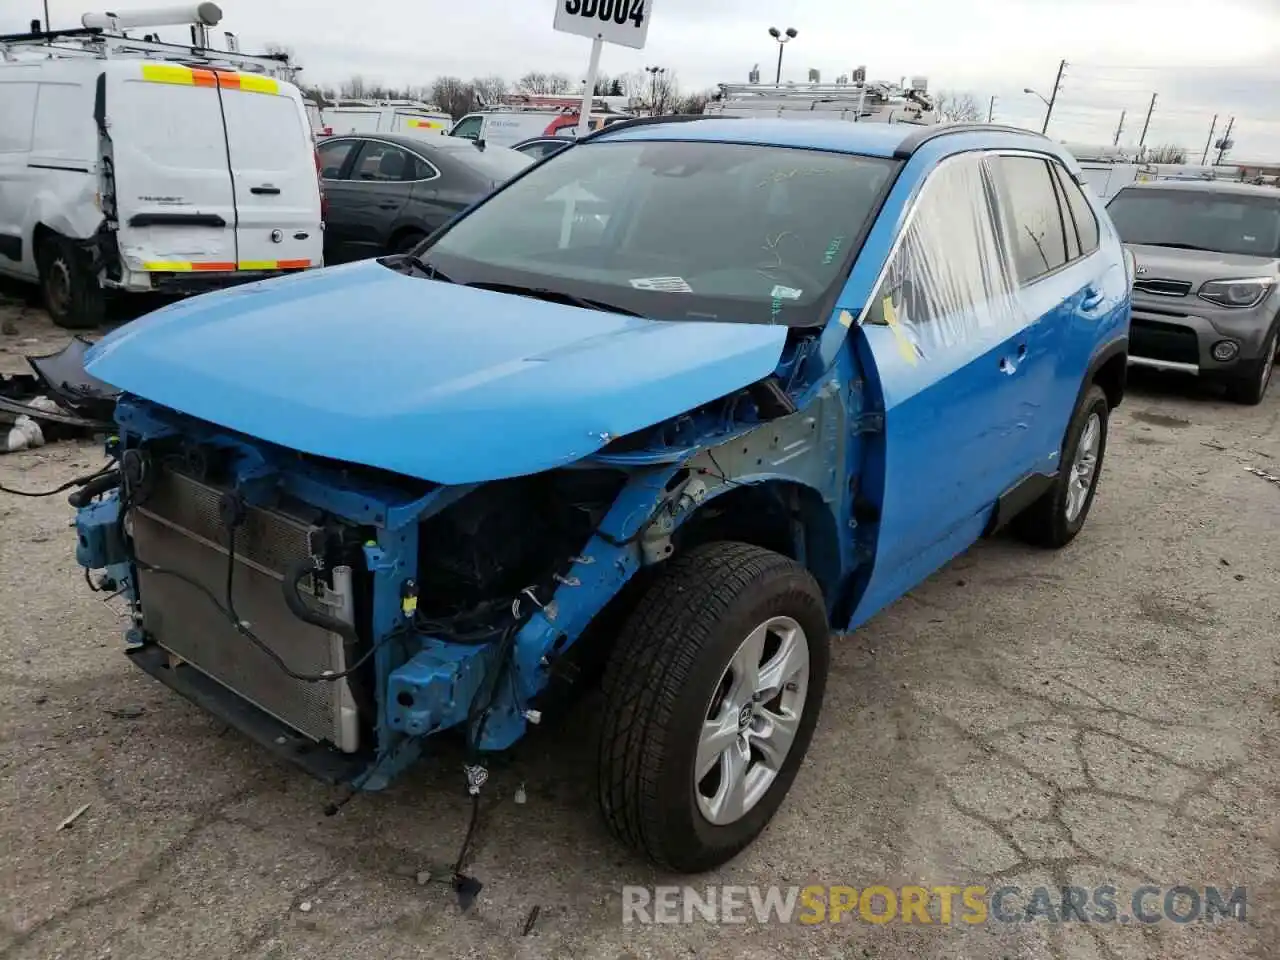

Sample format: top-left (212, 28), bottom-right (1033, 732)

top-left (1112, 110), bottom-right (1126, 146)
top-left (988, 95), bottom-right (996, 123)
top-left (43, 1), bottom-right (51, 31)
top-left (1138, 93), bottom-right (1158, 148)
top-left (1041, 59), bottom-right (1066, 134)
top-left (1215, 116), bottom-right (1236, 165)
top-left (1201, 115), bottom-right (1218, 165)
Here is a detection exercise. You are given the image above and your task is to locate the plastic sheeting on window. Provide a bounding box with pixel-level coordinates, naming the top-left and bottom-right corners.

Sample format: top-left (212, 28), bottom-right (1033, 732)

top-left (858, 153), bottom-right (1025, 364)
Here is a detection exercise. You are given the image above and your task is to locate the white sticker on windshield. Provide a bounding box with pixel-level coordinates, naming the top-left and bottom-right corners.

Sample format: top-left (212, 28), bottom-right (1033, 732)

top-left (771, 285), bottom-right (803, 300)
top-left (630, 276), bottom-right (693, 293)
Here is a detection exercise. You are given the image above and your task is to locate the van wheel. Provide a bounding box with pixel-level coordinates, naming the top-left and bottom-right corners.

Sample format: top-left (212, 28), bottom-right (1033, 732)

top-left (1014, 384), bottom-right (1110, 549)
top-left (37, 235), bottom-right (105, 330)
top-left (596, 541), bottom-right (829, 873)
top-left (1226, 326), bottom-right (1276, 406)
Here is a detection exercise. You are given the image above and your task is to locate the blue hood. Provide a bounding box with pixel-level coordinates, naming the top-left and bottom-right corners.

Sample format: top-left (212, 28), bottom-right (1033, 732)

top-left (86, 260), bottom-right (789, 484)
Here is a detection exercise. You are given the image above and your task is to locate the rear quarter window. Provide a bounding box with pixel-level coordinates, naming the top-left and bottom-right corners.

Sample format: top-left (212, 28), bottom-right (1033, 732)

top-left (0, 82), bottom-right (40, 153)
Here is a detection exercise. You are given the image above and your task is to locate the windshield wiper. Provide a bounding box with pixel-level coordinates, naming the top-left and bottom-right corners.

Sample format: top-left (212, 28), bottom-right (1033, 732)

top-left (387, 254), bottom-right (455, 282)
top-left (464, 281), bottom-right (642, 317)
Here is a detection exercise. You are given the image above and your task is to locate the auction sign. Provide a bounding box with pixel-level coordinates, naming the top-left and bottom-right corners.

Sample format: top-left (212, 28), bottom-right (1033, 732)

top-left (554, 0), bottom-right (653, 50)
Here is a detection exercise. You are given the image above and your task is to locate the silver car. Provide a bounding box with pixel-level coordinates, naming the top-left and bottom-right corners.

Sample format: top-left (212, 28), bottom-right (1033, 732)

top-left (1107, 179), bottom-right (1279, 404)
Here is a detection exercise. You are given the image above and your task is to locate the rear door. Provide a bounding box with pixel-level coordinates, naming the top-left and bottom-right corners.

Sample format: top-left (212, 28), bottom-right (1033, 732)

top-left (326, 139), bottom-right (418, 260)
top-left (108, 64), bottom-right (239, 273)
top-left (217, 77), bottom-right (322, 272)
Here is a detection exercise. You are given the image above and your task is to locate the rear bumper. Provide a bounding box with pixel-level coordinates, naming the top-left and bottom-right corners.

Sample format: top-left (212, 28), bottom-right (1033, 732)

top-left (128, 643), bottom-right (369, 785)
top-left (145, 268), bottom-right (313, 296)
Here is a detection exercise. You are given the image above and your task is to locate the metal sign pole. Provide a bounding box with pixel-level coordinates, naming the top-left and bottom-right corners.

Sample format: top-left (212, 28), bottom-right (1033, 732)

top-left (577, 37), bottom-right (603, 138)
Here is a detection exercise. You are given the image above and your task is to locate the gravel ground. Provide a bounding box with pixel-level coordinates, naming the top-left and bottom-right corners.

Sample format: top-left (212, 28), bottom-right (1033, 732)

top-left (1, 298), bottom-right (1278, 960)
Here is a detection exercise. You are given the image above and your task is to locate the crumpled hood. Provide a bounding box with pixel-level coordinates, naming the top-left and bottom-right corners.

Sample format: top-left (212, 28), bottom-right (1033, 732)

top-left (86, 260), bottom-right (789, 484)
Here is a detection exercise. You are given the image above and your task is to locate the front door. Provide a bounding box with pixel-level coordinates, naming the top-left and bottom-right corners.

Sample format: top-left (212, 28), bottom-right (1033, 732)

top-left (848, 151), bottom-right (1048, 626)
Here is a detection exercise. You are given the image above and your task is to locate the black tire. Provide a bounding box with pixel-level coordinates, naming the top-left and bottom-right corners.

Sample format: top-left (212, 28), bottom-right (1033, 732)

top-left (1226, 326), bottom-right (1277, 406)
top-left (596, 541), bottom-right (830, 873)
top-left (37, 234), bottom-right (105, 330)
top-left (1014, 383), bottom-right (1110, 549)
top-left (391, 231), bottom-right (425, 255)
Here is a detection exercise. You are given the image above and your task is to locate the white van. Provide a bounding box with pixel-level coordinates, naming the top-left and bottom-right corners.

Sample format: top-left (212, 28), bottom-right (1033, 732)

top-left (0, 56), bottom-right (323, 329)
top-left (448, 109), bottom-right (617, 148)
top-left (318, 102), bottom-right (453, 137)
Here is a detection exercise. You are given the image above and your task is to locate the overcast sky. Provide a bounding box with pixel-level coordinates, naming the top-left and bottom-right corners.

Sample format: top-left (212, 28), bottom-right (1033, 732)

top-left (14, 0), bottom-right (1280, 161)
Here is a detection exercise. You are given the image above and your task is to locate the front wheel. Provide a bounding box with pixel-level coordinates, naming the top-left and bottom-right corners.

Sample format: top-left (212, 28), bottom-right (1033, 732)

top-left (1226, 326), bottom-right (1277, 406)
top-left (596, 541), bottom-right (830, 873)
top-left (37, 234), bottom-right (105, 330)
top-left (1014, 383), bottom-right (1110, 548)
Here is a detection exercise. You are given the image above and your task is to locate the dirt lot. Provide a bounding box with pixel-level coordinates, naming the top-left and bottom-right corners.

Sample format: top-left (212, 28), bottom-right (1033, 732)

top-left (1, 297), bottom-right (1278, 960)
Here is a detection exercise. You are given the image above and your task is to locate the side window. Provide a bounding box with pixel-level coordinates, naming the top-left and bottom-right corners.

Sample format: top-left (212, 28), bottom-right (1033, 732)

top-left (862, 153), bottom-right (1020, 359)
top-left (989, 156), bottom-right (1069, 283)
top-left (451, 116), bottom-right (483, 140)
top-left (1053, 163), bottom-right (1101, 256)
top-left (1050, 168), bottom-right (1081, 262)
top-left (353, 142), bottom-right (413, 182)
top-left (318, 140), bottom-right (356, 180)
top-left (409, 155), bottom-right (439, 181)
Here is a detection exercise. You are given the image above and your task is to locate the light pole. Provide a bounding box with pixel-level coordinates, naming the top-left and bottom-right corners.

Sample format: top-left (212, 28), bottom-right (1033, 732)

top-left (645, 65), bottom-right (666, 116)
top-left (768, 27), bottom-right (797, 84)
top-left (1024, 59), bottom-right (1066, 134)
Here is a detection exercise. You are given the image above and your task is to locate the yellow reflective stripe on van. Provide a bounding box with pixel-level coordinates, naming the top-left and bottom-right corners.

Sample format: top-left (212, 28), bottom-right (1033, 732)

top-left (408, 119), bottom-right (445, 129)
top-left (238, 259), bottom-right (312, 271)
top-left (139, 64), bottom-right (282, 96)
top-left (141, 260), bottom-right (311, 272)
top-left (142, 261), bottom-right (236, 272)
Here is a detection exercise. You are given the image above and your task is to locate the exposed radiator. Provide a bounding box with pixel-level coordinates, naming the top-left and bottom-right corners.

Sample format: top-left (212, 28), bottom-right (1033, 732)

top-left (130, 469), bottom-right (361, 752)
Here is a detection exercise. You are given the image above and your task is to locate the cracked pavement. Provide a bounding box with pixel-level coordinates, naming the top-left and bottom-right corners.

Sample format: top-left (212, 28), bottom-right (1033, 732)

top-left (2, 300), bottom-right (1278, 959)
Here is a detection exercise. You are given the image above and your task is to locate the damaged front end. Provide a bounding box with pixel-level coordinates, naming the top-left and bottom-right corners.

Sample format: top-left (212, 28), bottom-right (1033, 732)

top-left (73, 393), bottom-right (765, 791)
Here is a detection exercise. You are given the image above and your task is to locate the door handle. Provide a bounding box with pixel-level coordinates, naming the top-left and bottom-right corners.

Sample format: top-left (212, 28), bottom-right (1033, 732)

top-left (377, 202), bottom-right (398, 210)
top-left (1080, 286), bottom-right (1105, 311)
top-left (250, 186), bottom-right (281, 195)
top-left (999, 344), bottom-right (1027, 375)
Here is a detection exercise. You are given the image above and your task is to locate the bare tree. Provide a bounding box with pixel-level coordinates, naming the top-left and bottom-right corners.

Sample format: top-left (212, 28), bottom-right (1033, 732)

top-left (619, 69), bottom-right (681, 115)
top-left (431, 77), bottom-right (477, 119)
top-left (339, 75), bottom-right (369, 98)
top-left (934, 91), bottom-right (983, 123)
top-left (674, 88), bottom-right (715, 115)
top-left (1147, 144), bottom-right (1188, 164)
top-left (471, 75), bottom-right (507, 106)
top-left (517, 71), bottom-right (572, 95)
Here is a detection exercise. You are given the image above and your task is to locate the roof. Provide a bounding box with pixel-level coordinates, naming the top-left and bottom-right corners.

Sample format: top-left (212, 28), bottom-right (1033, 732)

top-left (585, 116), bottom-right (1055, 161)
top-left (1118, 179), bottom-right (1280, 198)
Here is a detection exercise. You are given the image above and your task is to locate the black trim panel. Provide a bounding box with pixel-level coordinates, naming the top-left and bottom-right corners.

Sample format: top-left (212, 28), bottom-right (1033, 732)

top-left (985, 471), bottom-right (1057, 535)
top-left (28, 163), bottom-right (91, 173)
top-left (0, 235), bottom-right (20, 262)
top-left (128, 213), bottom-right (227, 228)
top-left (127, 644), bottom-right (367, 785)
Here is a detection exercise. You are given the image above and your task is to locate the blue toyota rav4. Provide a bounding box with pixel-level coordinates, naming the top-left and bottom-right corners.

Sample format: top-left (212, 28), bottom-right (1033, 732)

top-left (74, 118), bottom-right (1131, 873)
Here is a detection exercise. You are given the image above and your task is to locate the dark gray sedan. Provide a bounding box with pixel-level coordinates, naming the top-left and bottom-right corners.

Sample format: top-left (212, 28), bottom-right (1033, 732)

top-left (317, 134), bottom-right (532, 264)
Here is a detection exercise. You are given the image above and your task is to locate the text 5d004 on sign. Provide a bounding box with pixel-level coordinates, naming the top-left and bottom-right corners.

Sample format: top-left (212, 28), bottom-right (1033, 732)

top-left (555, 0), bottom-right (653, 50)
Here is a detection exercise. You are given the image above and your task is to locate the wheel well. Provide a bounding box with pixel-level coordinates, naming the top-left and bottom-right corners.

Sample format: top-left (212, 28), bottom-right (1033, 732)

top-left (674, 480), bottom-right (841, 600)
top-left (1092, 351), bottom-right (1127, 409)
top-left (31, 223), bottom-right (57, 264)
top-left (389, 225), bottom-right (426, 250)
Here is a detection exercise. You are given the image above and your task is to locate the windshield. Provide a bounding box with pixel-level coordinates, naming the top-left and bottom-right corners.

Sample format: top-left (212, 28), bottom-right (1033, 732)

top-left (417, 139), bottom-right (896, 325)
top-left (1107, 188), bottom-right (1280, 258)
